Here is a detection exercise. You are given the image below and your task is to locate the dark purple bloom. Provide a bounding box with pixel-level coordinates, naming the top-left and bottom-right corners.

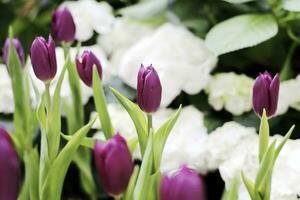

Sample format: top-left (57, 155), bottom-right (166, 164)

top-left (2, 38), bottom-right (25, 66)
top-left (52, 8), bottom-right (76, 43)
top-left (160, 165), bottom-right (206, 200)
top-left (137, 64), bottom-right (162, 113)
top-left (94, 133), bottom-right (134, 196)
top-left (76, 50), bottom-right (102, 87)
top-left (0, 127), bottom-right (21, 200)
top-left (30, 36), bottom-right (57, 82)
top-left (252, 72), bottom-right (279, 117)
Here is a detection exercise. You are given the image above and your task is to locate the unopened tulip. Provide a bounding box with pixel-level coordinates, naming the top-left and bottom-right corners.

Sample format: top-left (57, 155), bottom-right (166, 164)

top-left (252, 72), bottom-right (279, 117)
top-left (0, 127), bottom-right (21, 200)
top-left (160, 165), bottom-right (206, 200)
top-left (30, 36), bottom-right (57, 82)
top-left (2, 38), bottom-right (25, 66)
top-left (76, 50), bottom-right (102, 87)
top-left (137, 64), bottom-right (162, 113)
top-left (94, 133), bottom-right (134, 196)
top-left (52, 8), bottom-right (76, 43)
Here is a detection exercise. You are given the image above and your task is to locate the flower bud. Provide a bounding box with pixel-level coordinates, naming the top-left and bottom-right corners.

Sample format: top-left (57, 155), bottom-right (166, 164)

top-left (160, 166), bottom-right (206, 200)
top-left (94, 133), bottom-right (134, 196)
top-left (30, 36), bottom-right (57, 82)
top-left (51, 8), bottom-right (76, 43)
top-left (2, 38), bottom-right (25, 66)
top-left (137, 64), bottom-right (162, 113)
top-left (76, 50), bottom-right (102, 87)
top-left (252, 72), bottom-right (279, 117)
top-left (0, 127), bottom-right (21, 200)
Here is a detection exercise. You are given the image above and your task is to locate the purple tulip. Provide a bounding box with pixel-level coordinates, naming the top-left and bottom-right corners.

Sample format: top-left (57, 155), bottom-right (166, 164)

top-left (252, 72), bottom-right (279, 117)
top-left (160, 165), bottom-right (206, 200)
top-left (137, 64), bottom-right (162, 113)
top-left (52, 8), bottom-right (76, 43)
top-left (2, 38), bottom-right (25, 66)
top-left (0, 127), bottom-right (21, 200)
top-left (76, 50), bottom-right (102, 87)
top-left (30, 36), bottom-right (57, 82)
top-left (94, 133), bottom-right (134, 196)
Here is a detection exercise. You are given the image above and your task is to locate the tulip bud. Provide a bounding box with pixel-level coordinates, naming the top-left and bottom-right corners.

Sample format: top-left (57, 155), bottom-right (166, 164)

top-left (30, 36), bottom-right (57, 82)
top-left (51, 8), bottom-right (76, 43)
top-left (160, 166), bottom-right (206, 200)
top-left (2, 38), bottom-right (25, 66)
top-left (252, 72), bottom-right (279, 117)
top-left (94, 133), bottom-right (134, 196)
top-left (137, 64), bottom-right (162, 113)
top-left (0, 128), bottom-right (21, 200)
top-left (76, 50), bottom-right (102, 87)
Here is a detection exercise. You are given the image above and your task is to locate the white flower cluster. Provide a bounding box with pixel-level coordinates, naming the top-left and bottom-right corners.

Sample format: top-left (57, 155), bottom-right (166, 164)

top-left (0, 65), bottom-right (13, 113)
top-left (219, 129), bottom-right (300, 200)
top-left (61, 0), bottom-right (116, 41)
top-left (116, 23), bottom-right (218, 106)
top-left (98, 18), bottom-right (154, 75)
top-left (205, 72), bottom-right (254, 115)
top-left (277, 75), bottom-right (300, 115)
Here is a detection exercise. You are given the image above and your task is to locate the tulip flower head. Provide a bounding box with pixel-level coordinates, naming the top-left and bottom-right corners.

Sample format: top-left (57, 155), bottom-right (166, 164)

top-left (160, 165), bottom-right (206, 200)
top-left (76, 50), bottom-right (102, 87)
top-left (137, 64), bottom-right (162, 113)
top-left (2, 38), bottom-right (25, 66)
top-left (0, 127), bottom-right (21, 200)
top-left (30, 36), bottom-right (57, 82)
top-left (94, 133), bottom-right (134, 196)
top-left (52, 7), bottom-right (76, 43)
top-left (252, 72), bottom-right (279, 118)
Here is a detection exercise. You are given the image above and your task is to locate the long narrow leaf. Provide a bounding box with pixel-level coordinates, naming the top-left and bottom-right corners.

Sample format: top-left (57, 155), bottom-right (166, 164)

top-left (93, 67), bottom-right (114, 139)
top-left (153, 106), bottom-right (182, 171)
top-left (259, 110), bottom-right (269, 162)
top-left (110, 87), bottom-right (147, 156)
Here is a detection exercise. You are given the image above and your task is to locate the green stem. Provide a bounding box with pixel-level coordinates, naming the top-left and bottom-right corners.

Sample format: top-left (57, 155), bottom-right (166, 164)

top-left (147, 114), bottom-right (153, 135)
top-left (280, 41), bottom-right (297, 81)
top-left (45, 82), bottom-right (51, 113)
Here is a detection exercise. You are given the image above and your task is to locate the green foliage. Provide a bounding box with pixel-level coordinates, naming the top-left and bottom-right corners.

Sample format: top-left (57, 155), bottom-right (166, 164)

top-left (205, 14), bottom-right (278, 55)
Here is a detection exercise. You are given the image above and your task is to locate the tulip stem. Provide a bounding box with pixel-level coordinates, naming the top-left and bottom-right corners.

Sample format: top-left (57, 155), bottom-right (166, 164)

top-left (147, 114), bottom-right (153, 135)
top-left (45, 82), bottom-right (51, 113)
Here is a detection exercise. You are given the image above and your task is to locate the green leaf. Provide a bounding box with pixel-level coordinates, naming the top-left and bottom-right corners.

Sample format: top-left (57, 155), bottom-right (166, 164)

top-left (47, 59), bottom-right (67, 161)
top-left (205, 14), bottom-right (278, 55)
top-left (153, 105), bottom-right (182, 171)
top-left (274, 125), bottom-right (295, 160)
top-left (147, 171), bottom-right (160, 200)
top-left (134, 134), bottom-right (153, 200)
top-left (41, 117), bottom-right (96, 200)
top-left (223, 0), bottom-right (255, 3)
top-left (255, 140), bottom-right (276, 192)
top-left (119, 0), bottom-right (168, 19)
top-left (24, 149), bottom-right (40, 200)
top-left (93, 67), bottom-right (114, 139)
top-left (283, 0), bottom-right (300, 11)
top-left (61, 133), bottom-right (96, 149)
top-left (221, 178), bottom-right (238, 200)
top-left (110, 87), bottom-right (148, 156)
top-left (241, 171), bottom-right (256, 200)
top-left (259, 110), bottom-right (269, 163)
top-left (128, 137), bottom-right (138, 154)
top-left (125, 166), bottom-right (139, 200)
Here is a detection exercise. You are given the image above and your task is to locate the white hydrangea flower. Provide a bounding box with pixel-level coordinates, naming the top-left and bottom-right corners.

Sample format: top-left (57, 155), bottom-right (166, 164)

top-left (205, 72), bottom-right (254, 115)
top-left (91, 104), bottom-right (208, 172)
top-left (117, 23), bottom-right (218, 106)
top-left (277, 75), bottom-right (300, 115)
top-left (98, 18), bottom-right (154, 75)
top-left (220, 134), bottom-right (300, 200)
top-left (60, 0), bottom-right (116, 41)
top-left (201, 121), bottom-right (257, 173)
top-left (30, 45), bottom-right (109, 106)
top-left (0, 64), bottom-right (14, 113)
